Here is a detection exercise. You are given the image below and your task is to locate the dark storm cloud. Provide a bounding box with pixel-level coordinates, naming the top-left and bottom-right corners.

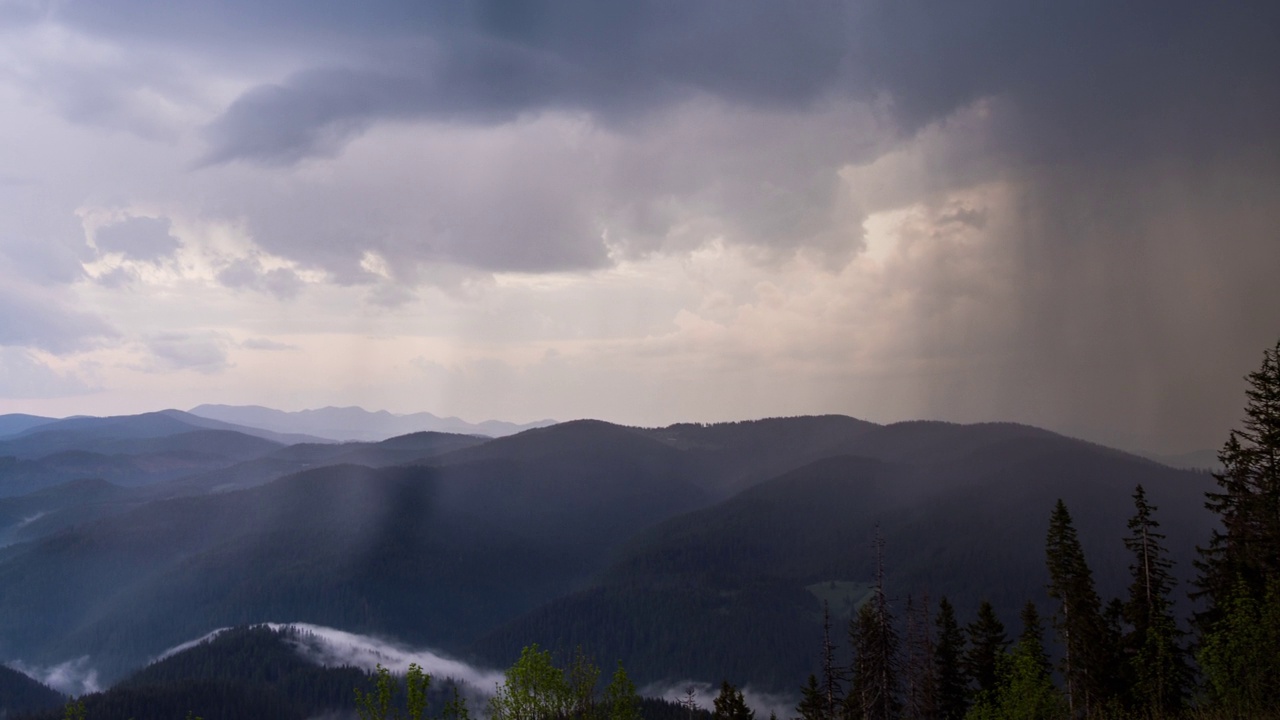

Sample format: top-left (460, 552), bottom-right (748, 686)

top-left (193, 0), bottom-right (1278, 450)
top-left (13, 0), bottom-right (1279, 449)
top-left (199, 2), bottom-right (855, 164)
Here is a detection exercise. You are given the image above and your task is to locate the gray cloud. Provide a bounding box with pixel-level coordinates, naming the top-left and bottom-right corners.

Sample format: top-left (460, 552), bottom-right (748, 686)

top-left (0, 283), bottom-right (115, 353)
top-left (94, 216), bottom-right (180, 262)
top-left (199, 3), bottom-right (856, 165)
top-left (2, 1), bottom-right (1277, 451)
top-left (144, 332), bottom-right (231, 374)
top-left (8, 656), bottom-right (101, 696)
top-left (216, 258), bottom-right (304, 300)
top-left (241, 337), bottom-right (298, 351)
top-left (0, 347), bottom-right (96, 399)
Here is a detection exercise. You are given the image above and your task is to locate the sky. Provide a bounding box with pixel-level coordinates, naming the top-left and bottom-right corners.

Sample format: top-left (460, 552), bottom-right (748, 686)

top-left (0, 1), bottom-right (1277, 453)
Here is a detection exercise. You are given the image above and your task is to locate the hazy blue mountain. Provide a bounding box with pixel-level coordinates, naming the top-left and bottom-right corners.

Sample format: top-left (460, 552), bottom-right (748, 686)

top-left (0, 477), bottom-right (143, 547)
top-left (1141, 447), bottom-right (1222, 472)
top-left (0, 429), bottom-right (286, 498)
top-left (0, 414), bottom-right (56, 439)
top-left (0, 410), bottom-right (347, 497)
top-left (162, 430), bottom-right (490, 494)
top-left (189, 404), bottom-right (556, 441)
top-left (0, 410), bottom-right (321, 458)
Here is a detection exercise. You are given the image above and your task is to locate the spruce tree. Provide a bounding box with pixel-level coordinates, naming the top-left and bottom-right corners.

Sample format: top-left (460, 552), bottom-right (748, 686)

top-left (712, 681), bottom-right (755, 720)
top-left (1045, 499), bottom-right (1110, 718)
top-left (1192, 339), bottom-right (1280, 714)
top-left (933, 598), bottom-right (967, 720)
top-left (1122, 484), bottom-right (1190, 716)
top-left (848, 532), bottom-right (899, 720)
top-left (962, 601), bottom-right (1008, 701)
top-left (799, 675), bottom-right (827, 720)
top-left (901, 595), bottom-right (938, 720)
top-left (1197, 579), bottom-right (1280, 714)
top-left (1016, 603), bottom-right (1051, 680)
top-left (995, 604), bottom-right (1064, 720)
top-left (1196, 339), bottom-right (1280, 614)
top-left (822, 600), bottom-right (843, 720)
top-left (604, 662), bottom-right (641, 720)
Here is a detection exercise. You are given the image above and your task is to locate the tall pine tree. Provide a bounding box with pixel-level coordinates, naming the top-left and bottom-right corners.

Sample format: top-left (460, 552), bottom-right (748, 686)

top-left (1194, 339), bottom-right (1280, 714)
top-left (822, 601), bottom-right (842, 720)
top-left (848, 532), bottom-right (899, 720)
top-left (1045, 499), bottom-right (1111, 718)
top-left (932, 598), bottom-right (967, 720)
top-left (962, 601), bottom-right (1008, 701)
top-left (713, 681), bottom-right (754, 720)
top-left (1121, 484), bottom-right (1190, 716)
top-left (1196, 339), bottom-right (1280, 613)
top-left (901, 595), bottom-right (938, 720)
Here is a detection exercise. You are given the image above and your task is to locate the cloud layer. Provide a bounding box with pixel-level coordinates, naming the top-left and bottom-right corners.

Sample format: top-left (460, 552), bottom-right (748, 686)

top-left (0, 1), bottom-right (1277, 451)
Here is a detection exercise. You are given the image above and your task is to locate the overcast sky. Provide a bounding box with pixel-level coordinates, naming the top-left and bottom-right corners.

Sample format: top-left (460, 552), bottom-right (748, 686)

top-left (1, 1), bottom-right (1277, 452)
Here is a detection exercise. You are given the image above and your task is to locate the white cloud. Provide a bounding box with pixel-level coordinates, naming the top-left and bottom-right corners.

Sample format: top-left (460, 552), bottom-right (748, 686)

top-left (8, 655), bottom-right (101, 695)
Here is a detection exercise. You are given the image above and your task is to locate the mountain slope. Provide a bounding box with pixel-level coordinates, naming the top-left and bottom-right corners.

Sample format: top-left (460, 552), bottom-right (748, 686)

top-left (472, 432), bottom-right (1216, 690)
top-left (0, 414), bottom-right (55, 439)
top-left (161, 431), bottom-right (490, 495)
top-left (0, 663), bottom-right (63, 716)
top-left (0, 478), bottom-right (141, 548)
top-left (0, 423), bottom-right (711, 680)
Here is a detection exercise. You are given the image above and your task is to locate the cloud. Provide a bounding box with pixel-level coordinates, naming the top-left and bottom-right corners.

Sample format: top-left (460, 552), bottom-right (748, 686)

top-left (641, 680), bottom-right (796, 720)
top-left (0, 282), bottom-right (115, 352)
top-left (0, 0), bottom-right (1276, 452)
top-left (217, 257), bottom-right (305, 300)
top-left (143, 332), bottom-right (230, 374)
top-left (92, 215), bottom-right (180, 261)
top-left (0, 347), bottom-right (97, 398)
top-left (154, 623), bottom-right (506, 694)
top-left (8, 655), bottom-right (101, 695)
top-left (241, 337), bottom-right (298, 351)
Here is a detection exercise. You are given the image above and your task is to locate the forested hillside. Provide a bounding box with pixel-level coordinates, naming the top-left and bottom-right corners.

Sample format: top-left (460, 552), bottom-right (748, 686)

top-left (5, 351), bottom-right (1278, 719)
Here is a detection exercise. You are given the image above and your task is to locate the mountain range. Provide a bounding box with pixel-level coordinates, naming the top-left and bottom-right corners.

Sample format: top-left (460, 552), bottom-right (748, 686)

top-left (0, 408), bottom-right (1220, 710)
top-left (187, 404), bottom-right (557, 441)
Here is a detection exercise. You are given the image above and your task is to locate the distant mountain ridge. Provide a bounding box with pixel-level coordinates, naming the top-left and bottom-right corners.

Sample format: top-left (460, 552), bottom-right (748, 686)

top-left (189, 404), bottom-right (557, 441)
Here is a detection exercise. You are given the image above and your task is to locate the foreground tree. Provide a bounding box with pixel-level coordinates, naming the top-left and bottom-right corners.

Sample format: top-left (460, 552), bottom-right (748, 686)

top-left (1193, 339), bottom-right (1280, 714)
top-left (965, 604), bottom-right (1064, 720)
top-left (603, 662), bottom-right (642, 720)
top-left (1196, 339), bottom-right (1280, 612)
top-left (1045, 500), bottom-right (1110, 718)
top-left (355, 663), bottom-right (433, 720)
top-left (1121, 485), bottom-right (1190, 716)
top-left (962, 601), bottom-right (1008, 701)
top-left (933, 598), bottom-right (968, 720)
top-left (902, 595), bottom-right (938, 720)
top-left (799, 675), bottom-right (827, 720)
top-left (489, 645), bottom-right (573, 720)
top-left (1197, 579), bottom-right (1280, 714)
top-left (848, 533), bottom-right (900, 720)
top-left (713, 681), bottom-right (755, 720)
top-left (822, 601), bottom-right (843, 720)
